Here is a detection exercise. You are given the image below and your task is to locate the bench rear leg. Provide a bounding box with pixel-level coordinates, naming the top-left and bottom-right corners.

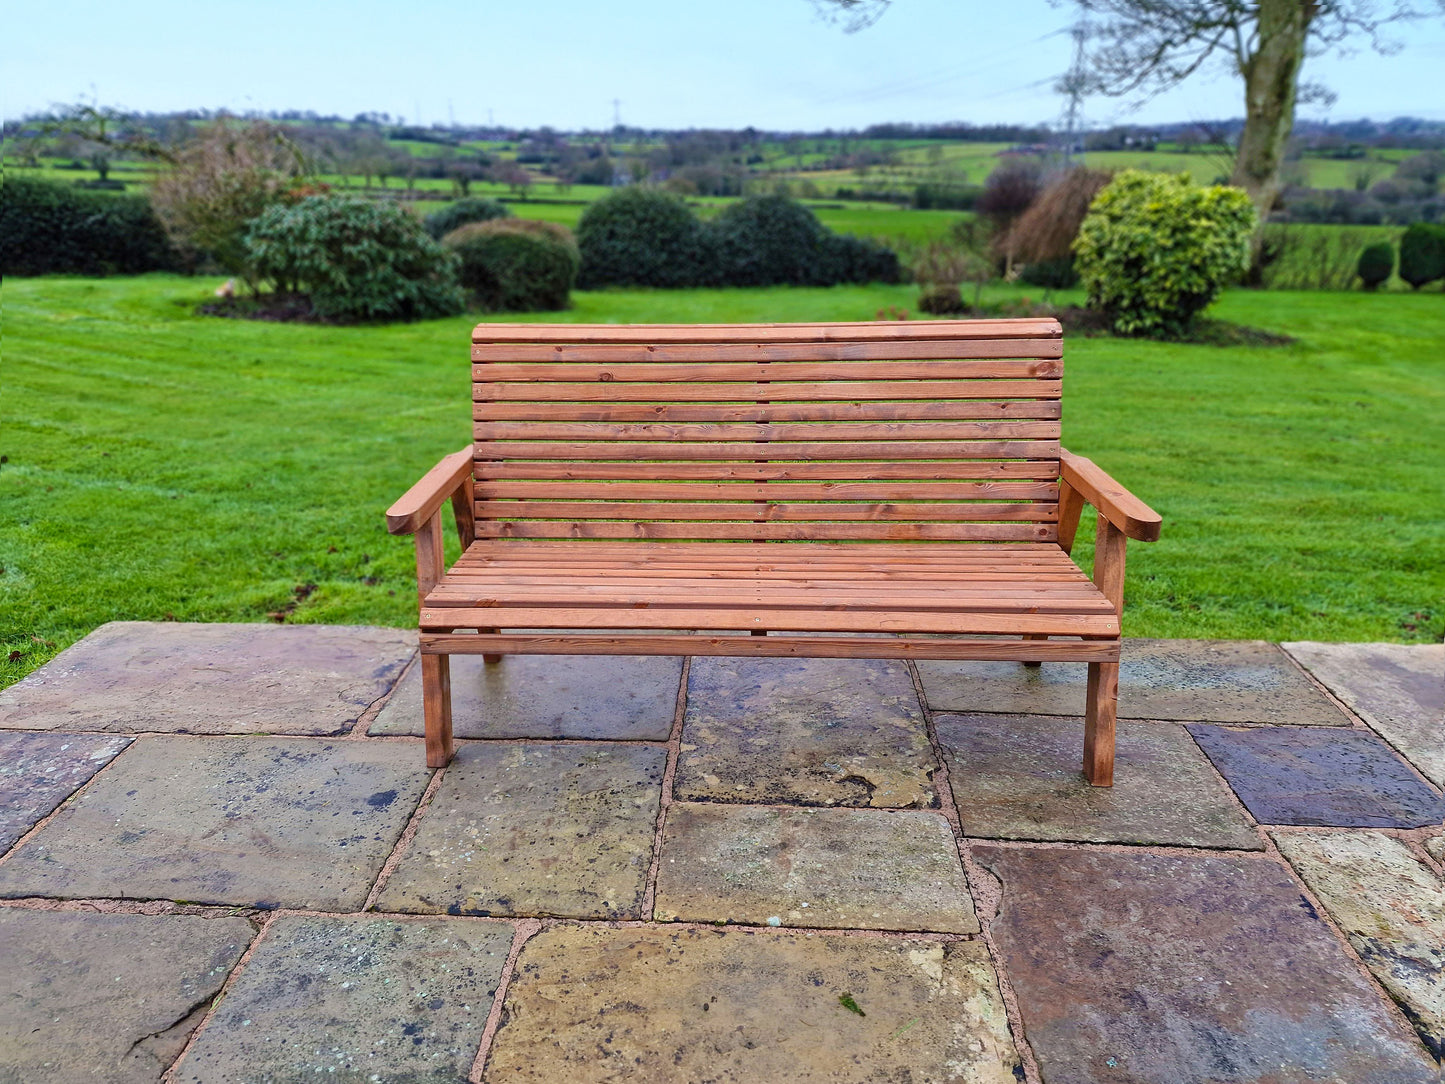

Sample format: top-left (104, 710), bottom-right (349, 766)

top-left (1083, 660), bottom-right (1118, 786)
top-left (422, 653), bottom-right (455, 768)
top-left (1022, 632), bottom-right (1047, 667)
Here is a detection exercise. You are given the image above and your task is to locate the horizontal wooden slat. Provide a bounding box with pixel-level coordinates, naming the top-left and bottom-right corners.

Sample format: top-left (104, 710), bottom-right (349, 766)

top-left (458, 540), bottom-right (1066, 560)
top-left (421, 634), bottom-right (1120, 662)
top-left (420, 605), bottom-right (1113, 636)
top-left (475, 400), bottom-right (1063, 423)
top-left (427, 591), bottom-right (1110, 615)
top-left (479, 440), bottom-right (1059, 462)
top-left (474, 481), bottom-right (1059, 501)
top-left (473, 522), bottom-right (1056, 541)
top-left (473, 501), bottom-right (1056, 523)
top-left (474, 380), bottom-right (1061, 403)
top-left (472, 341), bottom-right (1062, 366)
top-left (473, 358), bottom-right (1059, 382)
top-left (472, 318), bottom-right (1062, 344)
top-left (475, 461), bottom-right (1062, 481)
top-left (475, 421), bottom-right (1060, 442)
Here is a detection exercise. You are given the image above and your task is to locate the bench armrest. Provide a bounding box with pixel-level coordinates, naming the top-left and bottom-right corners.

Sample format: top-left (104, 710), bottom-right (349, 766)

top-left (1059, 449), bottom-right (1161, 543)
top-left (385, 447), bottom-right (474, 535)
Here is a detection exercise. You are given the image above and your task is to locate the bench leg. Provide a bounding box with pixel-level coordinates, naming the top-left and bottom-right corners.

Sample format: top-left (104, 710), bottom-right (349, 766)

top-left (422, 653), bottom-right (454, 768)
top-left (479, 627), bottom-right (502, 664)
top-left (1083, 661), bottom-right (1118, 786)
top-left (1022, 632), bottom-right (1046, 667)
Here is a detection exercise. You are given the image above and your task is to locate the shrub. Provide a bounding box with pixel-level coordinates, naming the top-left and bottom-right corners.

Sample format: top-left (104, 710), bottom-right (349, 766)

top-left (150, 119), bottom-right (310, 275)
top-left (0, 176), bottom-right (178, 276)
top-left (977, 162), bottom-right (1043, 232)
top-left (1355, 242), bottom-right (1395, 291)
top-left (444, 219), bottom-right (579, 311)
top-left (1398, 223), bottom-right (1445, 290)
top-left (576, 187), bottom-right (711, 288)
top-left (1074, 171), bottom-right (1256, 336)
top-left (1008, 168), bottom-right (1112, 265)
top-left (1017, 257), bottom-right (1079, 290)
top-left (244, 196), bottom-right (464, 322)
top-left (424, 197), bottom-right (510, 239)
top-left (917, 285), bottom-right (967, 314)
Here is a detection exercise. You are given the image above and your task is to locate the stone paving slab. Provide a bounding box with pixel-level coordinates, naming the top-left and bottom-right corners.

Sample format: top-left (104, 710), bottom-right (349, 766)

top-left (919, 639), bottom-right (1350, 724)
top-left (1272, 829), bottom-right (1445, 1061)
top-left (1427, 829), bottom-right (1445, 866)
top-left (175, 914), bottom-right (514, 1084)
top-left (1189, 724), bottom-right (1445, 828)
top-left (0, 622), bottom-right (414, 735)
top-left (372, 653), bottom-right (680, 740)
top-left (675, 657), bottom-right (937, 808)
top-left (377, 742), bottom-right (664, 920)
top-left (973, 845), bottom-right (1440, 1083)
top-left (1284, 642), bottom-right (1445, 787)
top-left (0, 732), bottom-right (131, 853)
top-left (0, 737), bottom-right (429, 910)
top-left (654, 803), bottom-right (978, 933)
top-left (937, 714), bottom-right (1261, 849)
top-left (483, 925), bottom-right (1020, 1083)
top-left (0, 909), bottom-right (253, 1083)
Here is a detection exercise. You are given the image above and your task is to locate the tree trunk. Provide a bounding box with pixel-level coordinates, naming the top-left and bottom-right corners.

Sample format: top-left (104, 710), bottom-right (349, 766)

top-left (1232, 0), bottom-right (1314, 232)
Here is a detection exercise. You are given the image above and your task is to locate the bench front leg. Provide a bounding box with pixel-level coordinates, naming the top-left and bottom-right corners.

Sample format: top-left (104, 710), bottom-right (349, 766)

top-left (1084, 512), bottom-right (1127, 786)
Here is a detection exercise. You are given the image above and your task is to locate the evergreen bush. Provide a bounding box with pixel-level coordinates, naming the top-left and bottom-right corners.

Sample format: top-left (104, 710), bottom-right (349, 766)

top-left (1074, 171), bottom-right (1256, 336)
top-left (576, 187), bottom-right (711, 288)
top-left (444, 219), bottom-right (579, 311)
top-left (1398, 223), bottom-right (1445, 290)
top-left (244, 196), bottom-right (464, 322)
top-left (424, 197), bottom-right (511, 239)
top-left (1355, 242), bottom-right (1394, 291)
top-left (1, 176), bottom-right (178, 276)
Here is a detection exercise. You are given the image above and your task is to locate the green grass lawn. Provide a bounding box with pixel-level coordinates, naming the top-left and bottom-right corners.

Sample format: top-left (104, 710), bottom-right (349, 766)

top-left (3, 275), bottom-right (1441, 687)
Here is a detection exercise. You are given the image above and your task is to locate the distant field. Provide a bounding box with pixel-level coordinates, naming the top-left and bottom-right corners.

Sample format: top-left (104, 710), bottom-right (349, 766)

top-left (3, 274), bottom-right (1442, 690)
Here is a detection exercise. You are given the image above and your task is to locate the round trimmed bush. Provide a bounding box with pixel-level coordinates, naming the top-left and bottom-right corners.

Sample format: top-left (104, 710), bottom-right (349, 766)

top-left (707, 195), bottom-right (900, 286)
top-left (1398, 223), bottom-right (1445, 290)
top-left (444, 219), bottom-right (579, 311)
top-left (424, 197), bottom-right (511, 239)
top-left (576, 187), bottom-right (710, 288)
top-left (917, 284), bottom-right (967, 314)
top-left (244, 196), bottom-right (464, 322)
top-left (1017, 256), bottom-right (1079, 290)
top-left (1074, 170), bottom-right (1256, 337)
top-left (1355, 242), bottom-right (1394, 291)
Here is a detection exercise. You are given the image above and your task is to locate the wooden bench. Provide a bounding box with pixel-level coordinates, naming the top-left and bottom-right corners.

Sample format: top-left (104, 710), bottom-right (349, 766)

top-left (386, 318), bottom-right (1160, 785)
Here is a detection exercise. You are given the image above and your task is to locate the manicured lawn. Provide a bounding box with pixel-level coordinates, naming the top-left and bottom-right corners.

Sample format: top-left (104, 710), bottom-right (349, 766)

top-left (3, 275), bottom-right (1441, 687)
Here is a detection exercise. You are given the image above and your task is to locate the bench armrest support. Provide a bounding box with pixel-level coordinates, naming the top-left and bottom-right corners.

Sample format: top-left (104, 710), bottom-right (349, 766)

top-left (1059, 448), bottom-right (1162, 544)
top-left (385, 447), bottom-right (475, 536)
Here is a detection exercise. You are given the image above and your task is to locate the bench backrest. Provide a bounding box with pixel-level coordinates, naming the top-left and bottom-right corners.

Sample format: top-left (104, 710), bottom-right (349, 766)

top-left (470, 319), bottom-right (1063, 543)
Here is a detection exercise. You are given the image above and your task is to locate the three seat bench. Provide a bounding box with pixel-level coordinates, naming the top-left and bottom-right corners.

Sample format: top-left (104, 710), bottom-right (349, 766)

top-left (386, 318), bottom-right (1160, 785)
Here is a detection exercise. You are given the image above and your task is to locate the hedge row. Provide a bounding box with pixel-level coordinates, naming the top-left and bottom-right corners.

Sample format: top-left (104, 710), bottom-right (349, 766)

top-left (1, 176), bottom-right (180, 276)
top-left (576, 188), bottom-right (899, 289)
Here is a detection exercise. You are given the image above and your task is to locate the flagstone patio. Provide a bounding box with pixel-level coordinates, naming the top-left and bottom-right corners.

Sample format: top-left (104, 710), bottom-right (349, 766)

top-left (0, 622), bottom-right (1439, 1083)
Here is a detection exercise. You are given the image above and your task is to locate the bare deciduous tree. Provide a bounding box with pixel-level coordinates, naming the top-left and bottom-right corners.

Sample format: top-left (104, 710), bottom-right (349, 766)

top-left (815, 0), bottom-right (1442, 230)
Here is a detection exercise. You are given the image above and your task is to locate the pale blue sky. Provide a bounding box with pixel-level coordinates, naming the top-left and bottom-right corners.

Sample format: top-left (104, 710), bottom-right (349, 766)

top-left (7, 0), bottom-right (1445, 129)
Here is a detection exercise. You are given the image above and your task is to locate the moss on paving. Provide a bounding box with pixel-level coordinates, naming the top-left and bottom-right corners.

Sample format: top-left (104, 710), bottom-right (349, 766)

top-left (2, 274), bottom-right (1442, 686)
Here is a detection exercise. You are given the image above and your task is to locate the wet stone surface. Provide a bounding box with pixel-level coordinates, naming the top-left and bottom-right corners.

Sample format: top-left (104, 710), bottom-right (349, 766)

top-left (0, 737), bottom-right (429, 910)
top-left (1272, 829), bottom-right (1445, 1061)
top-left (0, 909), bottom-right (253, 1083)
top-left (372, 653), bottom-right (680, 741)
top-left (483, 925), bottom-right (1021, 1083)
top-left (377, 741), bottom-right (665, 920)
top-left (654, 803), bottom-right (978, 933)
top-left (1284, 642), bottom-right (1445, 788)
top-left (0, 732), bottom-right (131, 853)
top-left (674, 657), bottom-right (937, 808)
top-left (1189, 724), bottom-right (1445, 828)
top-left (974, 845), bottom-right (1440, 1083)
top-left (937, 714), bottom-right (1261, 849)
top-left (918, 639), bottom-right (1350, 724)
top-left (1427, 829), bottom-right (1445, 866)
top-left (175, 914), bottom-right (514, 1084)
top-left (0, 622), bottom-right (414, 735)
